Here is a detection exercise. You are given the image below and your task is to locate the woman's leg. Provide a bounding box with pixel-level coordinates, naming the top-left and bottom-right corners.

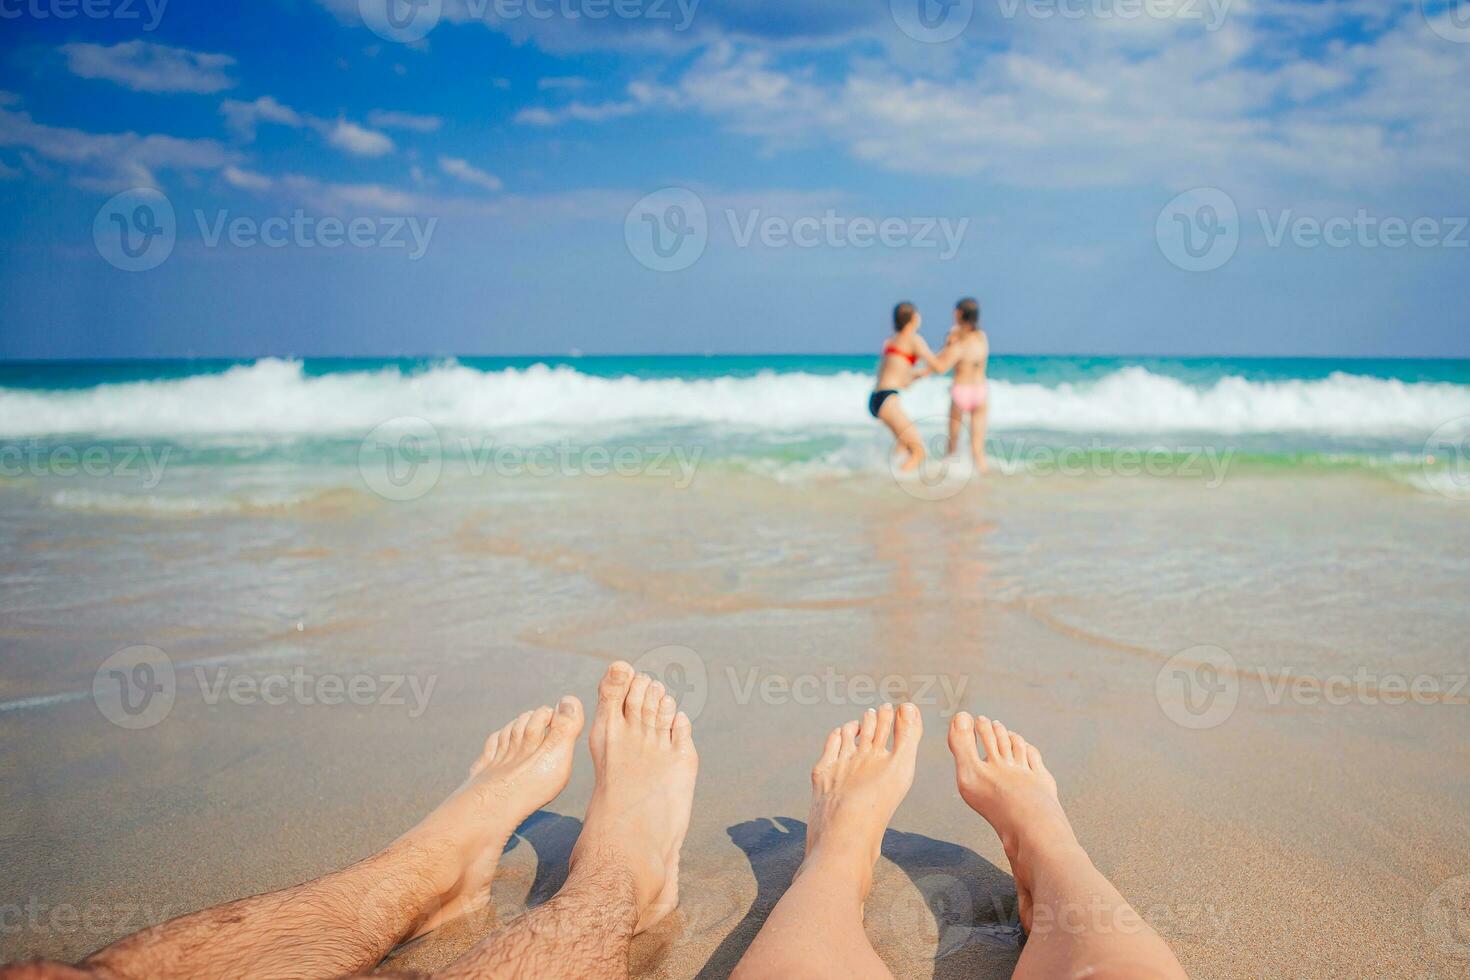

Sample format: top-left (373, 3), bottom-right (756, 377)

top-left (946, 714), bottom-right (1187, 980)
top-left (879, 398), bottom-right (925, 473)
top-left (732, 704), bottom-right (923, 980)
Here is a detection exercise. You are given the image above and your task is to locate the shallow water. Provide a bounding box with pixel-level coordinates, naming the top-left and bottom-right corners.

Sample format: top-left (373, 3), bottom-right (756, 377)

top-left (2, 359), bottom-right (1468, 977)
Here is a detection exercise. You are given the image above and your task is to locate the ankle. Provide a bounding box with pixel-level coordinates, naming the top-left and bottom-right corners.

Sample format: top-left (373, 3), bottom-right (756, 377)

top-left (796, 842), bottom-right (876, 897)
top-left (1006, 833), bottom-right (1089, 880)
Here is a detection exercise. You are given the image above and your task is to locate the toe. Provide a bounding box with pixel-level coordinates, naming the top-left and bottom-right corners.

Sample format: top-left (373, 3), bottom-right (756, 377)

top-left (992, 720), bottom-right (1013, 762)
top-left (948, 712), bottom-right (982, 768)
top-left (642, 680), bottom-right (665, 728)
top-left (839, 720), bottom-right (861, 760)
top-left (1009, 732), bottom-right (1027, 763)
top-left (546, 696), bottom-right (584, 745)
top-left (523, 705), bottom-right (554, 747)
top-left (814, 727), bottom-right (842, 776)
top-left (655, 694), bottom-right (677, 734)
top-left (511, 710), bottom-right (533, 745)
top-left (875, 703), bottom-right (895, 750)
top-left (975, 715), bottom-right (1000, 761)
top-left (673, 710), bottom-right (695, 752)
top-left (624, 673), bottom-right (652, 724)
top-left (858, 707), bottom-right (878, 747)
top-left (598, 661), bottom-right (635, 715)
top-left (1025, 743), bottom-right (1046, 772)
top-left (894, 702), bottom-right (923, 755)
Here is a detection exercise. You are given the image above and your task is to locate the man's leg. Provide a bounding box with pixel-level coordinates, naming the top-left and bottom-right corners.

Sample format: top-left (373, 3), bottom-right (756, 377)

top-left (3, 698), bottom-right (585, 980)
top-left (427, 662), bottom-right (698, 979)
top-left (732, 703), bottom-right (923, 980)
top-left (946, 713), bottom-right (1188, 980)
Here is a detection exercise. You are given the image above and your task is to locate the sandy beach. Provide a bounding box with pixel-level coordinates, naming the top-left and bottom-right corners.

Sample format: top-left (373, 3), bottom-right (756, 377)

top-left (3, 463), bottom-right (1467, 978)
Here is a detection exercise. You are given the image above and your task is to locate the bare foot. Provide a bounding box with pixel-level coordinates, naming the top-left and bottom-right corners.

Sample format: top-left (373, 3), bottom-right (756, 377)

top-left (947, 712), bottom-right (1079, 932)
top-left (570, 662), bottom-right (698, 933)
top-left (803, 703), bottom-right (922, 899)
top-left (397, 697), bottom-right (585, 937)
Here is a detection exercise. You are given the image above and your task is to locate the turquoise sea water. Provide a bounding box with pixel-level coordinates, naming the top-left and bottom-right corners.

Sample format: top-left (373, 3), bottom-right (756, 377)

top-left (1, 355), bottom-right (1468, 502)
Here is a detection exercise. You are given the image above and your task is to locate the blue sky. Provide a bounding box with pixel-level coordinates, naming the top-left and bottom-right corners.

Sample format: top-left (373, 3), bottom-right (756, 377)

top-left (0, 0), bottom-right (1467, 358)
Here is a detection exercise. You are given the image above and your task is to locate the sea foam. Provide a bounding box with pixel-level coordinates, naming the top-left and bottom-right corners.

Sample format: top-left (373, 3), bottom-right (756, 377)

top-left (0, 358), bottom-right (1467, 439)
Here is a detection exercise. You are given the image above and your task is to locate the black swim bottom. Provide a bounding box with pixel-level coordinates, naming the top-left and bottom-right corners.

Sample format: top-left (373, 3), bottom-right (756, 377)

top-left (869, 389), bottom-right (899, 418)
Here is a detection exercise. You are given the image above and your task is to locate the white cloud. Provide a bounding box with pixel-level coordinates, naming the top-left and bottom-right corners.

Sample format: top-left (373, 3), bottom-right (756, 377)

top-left (0, 106), bottom-right (237, 190)
top-left (325, 119), bottom-right (395, 157)
top-left (220, 96), bottom-right (304, 141)
top-left (514, 81), bottom-right (675, 126)
top-left (638, 12), bottom-right (1470, 198)
top-left (367, 109), bottom-right (443, 132)
top-left (222, 165), bottom-right (272, 190)
top-left (61, 41), bottom-right (236, 94)
top-left (439, 156), bottom-right (503, 191)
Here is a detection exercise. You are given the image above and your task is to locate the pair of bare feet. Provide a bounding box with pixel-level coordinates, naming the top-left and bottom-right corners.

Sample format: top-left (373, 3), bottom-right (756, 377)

top-left (800, 704), bottom-right (1073, 933)
top-left (404, 663), bottom-right (1074, 955)
top-left (399, 661), bottom-right (697, 940)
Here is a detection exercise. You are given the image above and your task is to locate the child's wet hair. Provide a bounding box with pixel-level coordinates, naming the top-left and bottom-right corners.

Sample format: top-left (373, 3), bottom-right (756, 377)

top-left (957, 297), bottom-right (980, 326)
top-left (893, 302), bottom-right (916, 331)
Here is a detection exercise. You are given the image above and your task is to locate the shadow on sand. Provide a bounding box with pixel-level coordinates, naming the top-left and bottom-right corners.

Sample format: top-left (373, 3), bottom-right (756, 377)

top-left (504, 809), bottom-right (585, 907)
top-left (696, 818), bottom-right (1023, 979)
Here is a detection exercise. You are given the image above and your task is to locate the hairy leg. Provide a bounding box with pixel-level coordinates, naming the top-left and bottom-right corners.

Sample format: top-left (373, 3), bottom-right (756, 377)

top-left (946, 714), bottom-right (1187, 980)
top-left (430, 662), bottom-right (698, 980)
top-left (879, 400), bottom-right (925, 473)
top-left (733, 704), bottom-right (922, 980)
top-left (3, 699), bottom-right (584, 980)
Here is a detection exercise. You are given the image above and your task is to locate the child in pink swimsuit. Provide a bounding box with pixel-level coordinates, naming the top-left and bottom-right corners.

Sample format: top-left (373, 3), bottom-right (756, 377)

top-left (924, 297), bottom-right (991, 473)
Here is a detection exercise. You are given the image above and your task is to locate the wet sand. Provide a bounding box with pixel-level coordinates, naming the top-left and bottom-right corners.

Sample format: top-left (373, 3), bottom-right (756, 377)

top-left (2, 471), bottom-right (1468, 977)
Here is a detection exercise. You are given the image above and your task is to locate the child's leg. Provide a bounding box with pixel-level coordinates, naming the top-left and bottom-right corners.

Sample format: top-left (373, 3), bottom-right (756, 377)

top-left (970, 404), bottom-right (990, 473)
